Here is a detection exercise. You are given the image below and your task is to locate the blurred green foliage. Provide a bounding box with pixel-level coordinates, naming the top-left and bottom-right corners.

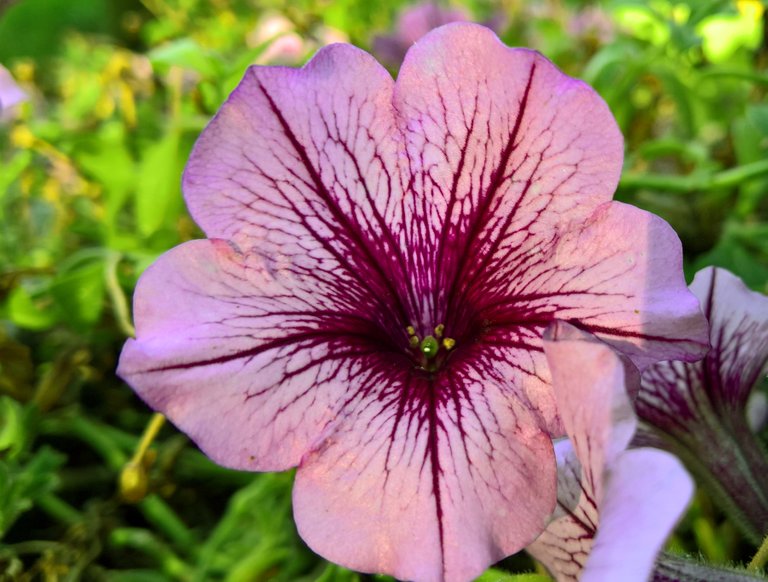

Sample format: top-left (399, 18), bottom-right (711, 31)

top-left (0, 0), bottom-right (766, 580)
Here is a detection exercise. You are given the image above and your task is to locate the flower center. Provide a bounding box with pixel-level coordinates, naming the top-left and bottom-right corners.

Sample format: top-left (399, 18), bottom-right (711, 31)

top-left (406, 323), bottom-right (456, 372)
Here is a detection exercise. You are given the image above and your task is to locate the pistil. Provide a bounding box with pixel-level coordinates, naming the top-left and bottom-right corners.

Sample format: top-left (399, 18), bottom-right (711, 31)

top-left (407, 324), bottom-right (456, 371)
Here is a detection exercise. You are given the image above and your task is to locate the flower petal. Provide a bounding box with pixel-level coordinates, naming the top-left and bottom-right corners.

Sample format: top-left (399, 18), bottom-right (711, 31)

top-left (639, 266), bottom-right (768, 422)
top-left (636, 267), bottom-right (768, 542)
top-left (183, 43), bottom-right (414, 332)
top-left (393, 23), bottom-right (707, 366)
top-left (293, 352), bottom-right (555, 582)
top-left (0, 64), bottom-right (27, 111)
top-left (527, 322), bottom-right (693, 582)
top-left (525, 441), bottom-right (595, 581)
top-left (581, 449), bottom-right (692, 582)
top-left (543, 322), bottom-right (639, 504)
top-left (118, 239), bottom-right (386, 470)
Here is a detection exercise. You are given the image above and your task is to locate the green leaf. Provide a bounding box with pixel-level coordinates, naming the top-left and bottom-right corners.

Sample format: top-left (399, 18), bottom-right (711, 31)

top-left (75, 123), bottom-right (137, 233)
top-left (695, 232), bottom-right (768, 291)
top-left (732, 105), bottom-right (768, 216)
top-left (0, 397), bottom-right (31, 458)
top-left (0, 150), bottom-right (32, 204)
top-left (696, 8), bottom-right (763, 63)
top-left (135, 130), bottom-right (182, 238)
top-left (7, 283), bottom-right (59, 331)
top-left (0, 446), bottom-right (65, 538)
top-left (148, 39), bottom-right (221, 78)
top-left (49, 257), bottom-right (106, 328)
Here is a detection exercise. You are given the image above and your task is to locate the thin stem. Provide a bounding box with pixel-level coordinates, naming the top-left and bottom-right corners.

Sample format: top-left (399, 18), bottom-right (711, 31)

top-left (41, 415), bottom-right (127, 470)
top-left (620, 159), bottom-right (768, 193)
top-left (654, 552), bottom-right (764, 581)
top-left (109, 527), bottom-right (191, 579)
top-left (105, 252), bottom-right (135, 338)
top-left (748, 534), bottom-right (768, 572)
top-left (130, 413), bottom-right (166, 466)
top-left (36, 493), bottom-right (82, 525)
top-left (139, 495), bottom-right (197, 556)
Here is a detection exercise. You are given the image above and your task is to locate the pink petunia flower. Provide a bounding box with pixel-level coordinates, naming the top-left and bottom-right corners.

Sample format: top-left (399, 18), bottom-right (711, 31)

top-left (527, 321), bottom-right (693, 582)
top-left (118, 24), bottom-right (708, 582)
top-left (636, 267), bottom-right (768, 543)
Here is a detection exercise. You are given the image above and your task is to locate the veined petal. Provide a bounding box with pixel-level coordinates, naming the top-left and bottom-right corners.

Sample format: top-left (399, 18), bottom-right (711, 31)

top-left (639, 266), bottom-right (768, 422)
top-left (636, 267), bottom-right (768, 542)
top-left (527, 322), bottom-right (692, 582)
top-left (118, 239), bottom-right (557, 582)
top-left (394, 23), bottom-right (621, 329)
top-left (183, 43), bottom-right (414, 330)
top-left (294, 348), bottom-right (555, 582)
top-left (544, 322), bottom-right (638, 504)
top-left (118, 239), bottom-right (386, 471)
top-left (392, 23), bottom-right (707, 365)
top-left (525, 440), bottom-right (595, 581)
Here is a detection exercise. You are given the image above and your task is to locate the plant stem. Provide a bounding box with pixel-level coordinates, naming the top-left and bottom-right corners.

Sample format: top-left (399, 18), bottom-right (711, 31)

top-left (36, 493), bottom-right (82, 525)
top-left (748, 534), bottom-right (768, 572)
top-left (620, 159), bottom-right (768, 193)
top-left (41, 414), bottom-right (127, 471)
top-left (654, 552), bottom-right (764, 581)
top-left (109, 527), bottom-right (191, 579)
top-left (139, 495), bottom-right (197, 556)
top-left (130, 413), bottom-right (165, 466)
top-left (105, 252), bottom-right (136, 338)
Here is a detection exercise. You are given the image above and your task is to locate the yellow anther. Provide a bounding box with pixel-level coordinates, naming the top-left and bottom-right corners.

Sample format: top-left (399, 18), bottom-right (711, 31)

top-left (409, 335), bottom-right (420, 348)
top-left (406, 325), bottom-right (416, 336)
top-left (434, 324), bottom-right (444, 338)
top-left (443, 338), bottom-right (456, 351)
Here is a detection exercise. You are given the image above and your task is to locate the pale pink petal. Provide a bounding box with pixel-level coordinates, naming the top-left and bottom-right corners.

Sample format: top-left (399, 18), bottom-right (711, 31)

top-left (118, 239), bottom-right (375, 471)
top-left (581, 449), bottom-right (693, 582)
top-left (394, 23), bottom-right (707, 383)
top-left (527, 322), bottom-right (693, 582)
top-left (294, 348), bottom-right (555, 582)
top-left (182, 43), bottom-right (413, 331)
top-left (543, 321), bottom-right (638, 513)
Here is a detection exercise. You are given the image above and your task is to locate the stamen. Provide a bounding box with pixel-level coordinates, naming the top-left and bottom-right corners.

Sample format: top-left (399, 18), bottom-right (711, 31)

top-left (434, 324), bottom-right (444, 338)
top-left (407, 325), bottom-right (420, 348)
top-left (443, 338), bottom-right (456, 350)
